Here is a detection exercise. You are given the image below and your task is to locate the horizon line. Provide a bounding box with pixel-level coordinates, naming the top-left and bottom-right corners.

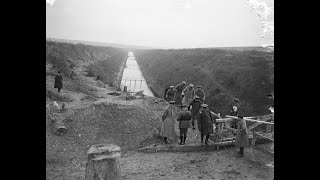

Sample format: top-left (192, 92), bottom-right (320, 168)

top-left (46, 36), bottom-right (267, 49)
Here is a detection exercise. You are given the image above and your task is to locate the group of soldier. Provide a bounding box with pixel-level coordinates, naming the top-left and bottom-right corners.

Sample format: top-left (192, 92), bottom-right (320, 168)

top-left (164, 81), bottom-right (205, 106)
top-left (160, 81), bottom-right (249, 158)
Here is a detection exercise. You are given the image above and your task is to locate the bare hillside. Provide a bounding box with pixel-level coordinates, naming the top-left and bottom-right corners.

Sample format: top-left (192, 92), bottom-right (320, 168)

top-left (46, 43), bottom-right (273, 180)
top-left (133, 47), bottom-right (274, 116)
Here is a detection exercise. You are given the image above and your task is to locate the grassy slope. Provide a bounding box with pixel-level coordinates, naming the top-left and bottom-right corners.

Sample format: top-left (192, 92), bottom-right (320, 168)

top-left (46, 41), bottom-right (127, 86)
top-left (133, 48), bottom-right (274, 116)
top-left (46, 41), bottom-right (127, 99)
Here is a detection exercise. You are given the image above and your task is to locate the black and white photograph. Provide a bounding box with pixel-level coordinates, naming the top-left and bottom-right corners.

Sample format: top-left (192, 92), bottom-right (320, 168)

top-left (46, 0), bottom-right (274, 179)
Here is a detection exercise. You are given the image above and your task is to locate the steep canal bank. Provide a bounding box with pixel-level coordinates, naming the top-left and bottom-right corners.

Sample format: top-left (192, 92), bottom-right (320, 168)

top-left (120, 52), bottom-right (154, 97)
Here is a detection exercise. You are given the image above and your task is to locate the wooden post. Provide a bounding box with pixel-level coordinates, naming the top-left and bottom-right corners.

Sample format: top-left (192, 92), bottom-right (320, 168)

top-left (250, 132), bottom-right (256, 162)
top-left (216, 122), bottom-right (223, 150)
top-left (50, 115), bottom-right (67, 136)
top-left (85, 144), bottom-right (121, 180)
top-left (53, 122), bottom-right (67, 135)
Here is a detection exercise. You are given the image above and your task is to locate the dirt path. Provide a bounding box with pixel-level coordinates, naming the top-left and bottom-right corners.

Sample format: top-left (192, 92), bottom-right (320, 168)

top-left (46, 59), bottom-right (274, 180)
top-left (121, 147), bottom-right (274, 180)
top-left (51, 144), bottom-right (274, 180)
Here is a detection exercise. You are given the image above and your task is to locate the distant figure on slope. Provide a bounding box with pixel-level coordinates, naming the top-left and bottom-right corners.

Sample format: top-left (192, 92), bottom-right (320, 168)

top-left (230, 98), bottom-right (240, 129)
top-left (195, 86), bottom-right (205, 104)
top-left (166, 86), bottom-right (175, 102)
top-left (160, 101), bottom-right (177, 144)
top-left (176, 104), bottom-right (192, 145)
top-left (182, 84), bottom-right (195, 105)
top-left (174, 81), bottom-right (187, 105)
top-left (188, 95), bottom-right (202, 130)
top-left (232, 98), bottom-right (240, 109)
top-left (54, 71), bottom-right (63, 93)
top-left (234, 115), bottom-right (249, 157)
top-left (230, 105), bottom-right (239, 129)
top-left (198, 104), bottom-right (214, 146)
top-left (163, 86), bottom-right (170, 101)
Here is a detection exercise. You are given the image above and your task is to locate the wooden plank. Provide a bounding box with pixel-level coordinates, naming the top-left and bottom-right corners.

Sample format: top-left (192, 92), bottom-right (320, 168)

top-left (245, 119), bottom-right (274, 125)
top-left (224, 127), bottom-right (236, 132)
top-left (225, 115), bottom-right (274, 125)
top-left (248, 122), bottom-right (263, 131)
top-left (244, 117), bottom-right (255, 119)
top-left (255, 132), bottom-right (274, 141)
top-left (216, 118), bottom-right (233, 123)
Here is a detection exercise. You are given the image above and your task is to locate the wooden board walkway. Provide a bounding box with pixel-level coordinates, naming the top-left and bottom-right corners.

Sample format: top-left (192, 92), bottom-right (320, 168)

top-left (138, 138), bottom-right (270, 153)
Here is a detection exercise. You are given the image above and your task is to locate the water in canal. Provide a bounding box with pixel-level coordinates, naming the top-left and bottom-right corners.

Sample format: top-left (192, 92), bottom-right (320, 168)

top-left (120, 52), bottom-right (154, 97)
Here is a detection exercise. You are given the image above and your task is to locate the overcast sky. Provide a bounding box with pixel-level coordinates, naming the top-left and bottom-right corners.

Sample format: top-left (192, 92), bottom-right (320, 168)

top-left (46, 0), bottom-right (273, 49)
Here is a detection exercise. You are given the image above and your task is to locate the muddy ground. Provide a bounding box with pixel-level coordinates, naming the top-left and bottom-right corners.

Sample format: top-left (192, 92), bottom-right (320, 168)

top-left (46, 56), bottom-right (274, 180)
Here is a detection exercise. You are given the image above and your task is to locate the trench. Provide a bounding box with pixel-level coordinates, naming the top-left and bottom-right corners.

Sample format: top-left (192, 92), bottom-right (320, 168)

top-left (119, 52), bottom-right (154, 97)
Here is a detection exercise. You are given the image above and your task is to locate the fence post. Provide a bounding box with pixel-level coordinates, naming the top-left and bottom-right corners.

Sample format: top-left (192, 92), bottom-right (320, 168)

top-left (85, 144), bottom-right (121, 180)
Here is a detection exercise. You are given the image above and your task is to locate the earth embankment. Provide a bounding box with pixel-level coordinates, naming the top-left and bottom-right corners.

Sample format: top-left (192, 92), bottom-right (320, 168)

top-left (133, 47), bottom-right (274, 116)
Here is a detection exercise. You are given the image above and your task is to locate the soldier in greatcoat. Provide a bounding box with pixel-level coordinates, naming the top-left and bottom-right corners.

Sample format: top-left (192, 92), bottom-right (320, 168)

top-left (182, 84), bottom-right (195, 105)
top-left (188, 95), bottom-right (202, 130)
top-left (198, 104), bottom-right (214, 146)
top-left (160, 101), bottom-right (176, 144)
top-left (166, 86), bottom-right (175, 102)
top-left (234, 115), bottom-right (249, 157)
top-left (54, 71), bottom-right (63, 93)
top-left (163, 86), bottom-right (170, 101)
top-left (194, 86), bottom-right (205, 103)
top-left (174, 81), bottom-right (187, 105)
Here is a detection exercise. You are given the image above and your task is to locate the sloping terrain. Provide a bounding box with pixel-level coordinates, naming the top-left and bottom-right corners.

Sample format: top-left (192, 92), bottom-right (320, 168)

top-left (46, 41), bottom-right (127, 86)
top-left (46, 42), bottom-right (273, 180)
top-left (133, 47), bottom-right (274, 116)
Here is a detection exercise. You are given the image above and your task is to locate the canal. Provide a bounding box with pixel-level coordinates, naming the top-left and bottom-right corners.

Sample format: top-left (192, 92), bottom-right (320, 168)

top-left (120, 52), bottom-right (154, 97)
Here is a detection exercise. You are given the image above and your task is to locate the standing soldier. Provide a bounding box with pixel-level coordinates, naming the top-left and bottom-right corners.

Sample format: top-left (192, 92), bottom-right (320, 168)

top-left (176, 104), bottom-right (192, 145)
top-left (182, 84), bottom-right (195, 105)
top-left (233, 98), bottom-right (240, 109)
top-left (198, 104), bottom-right (214, 146)
top-left (230, 98), bottom-right (240, 129)
top-left (188, 95), bottom-right (202, 130)
top-left (166, 86), bottom-right (175, 101)
top-left (195, 86), bottom-right (205, 104)
top-left (54, 71), bottom-right (63, 93)
top-left (160, 101), bottom-right (177, 144)
top-left (163, 86), bottom-right (170, 101)
top-left (234, 115), bottom-right (249, 157)
top-left (174, 81), bottom-right (187, 105)
top-left (230, 105), bottom-right (239, 129)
